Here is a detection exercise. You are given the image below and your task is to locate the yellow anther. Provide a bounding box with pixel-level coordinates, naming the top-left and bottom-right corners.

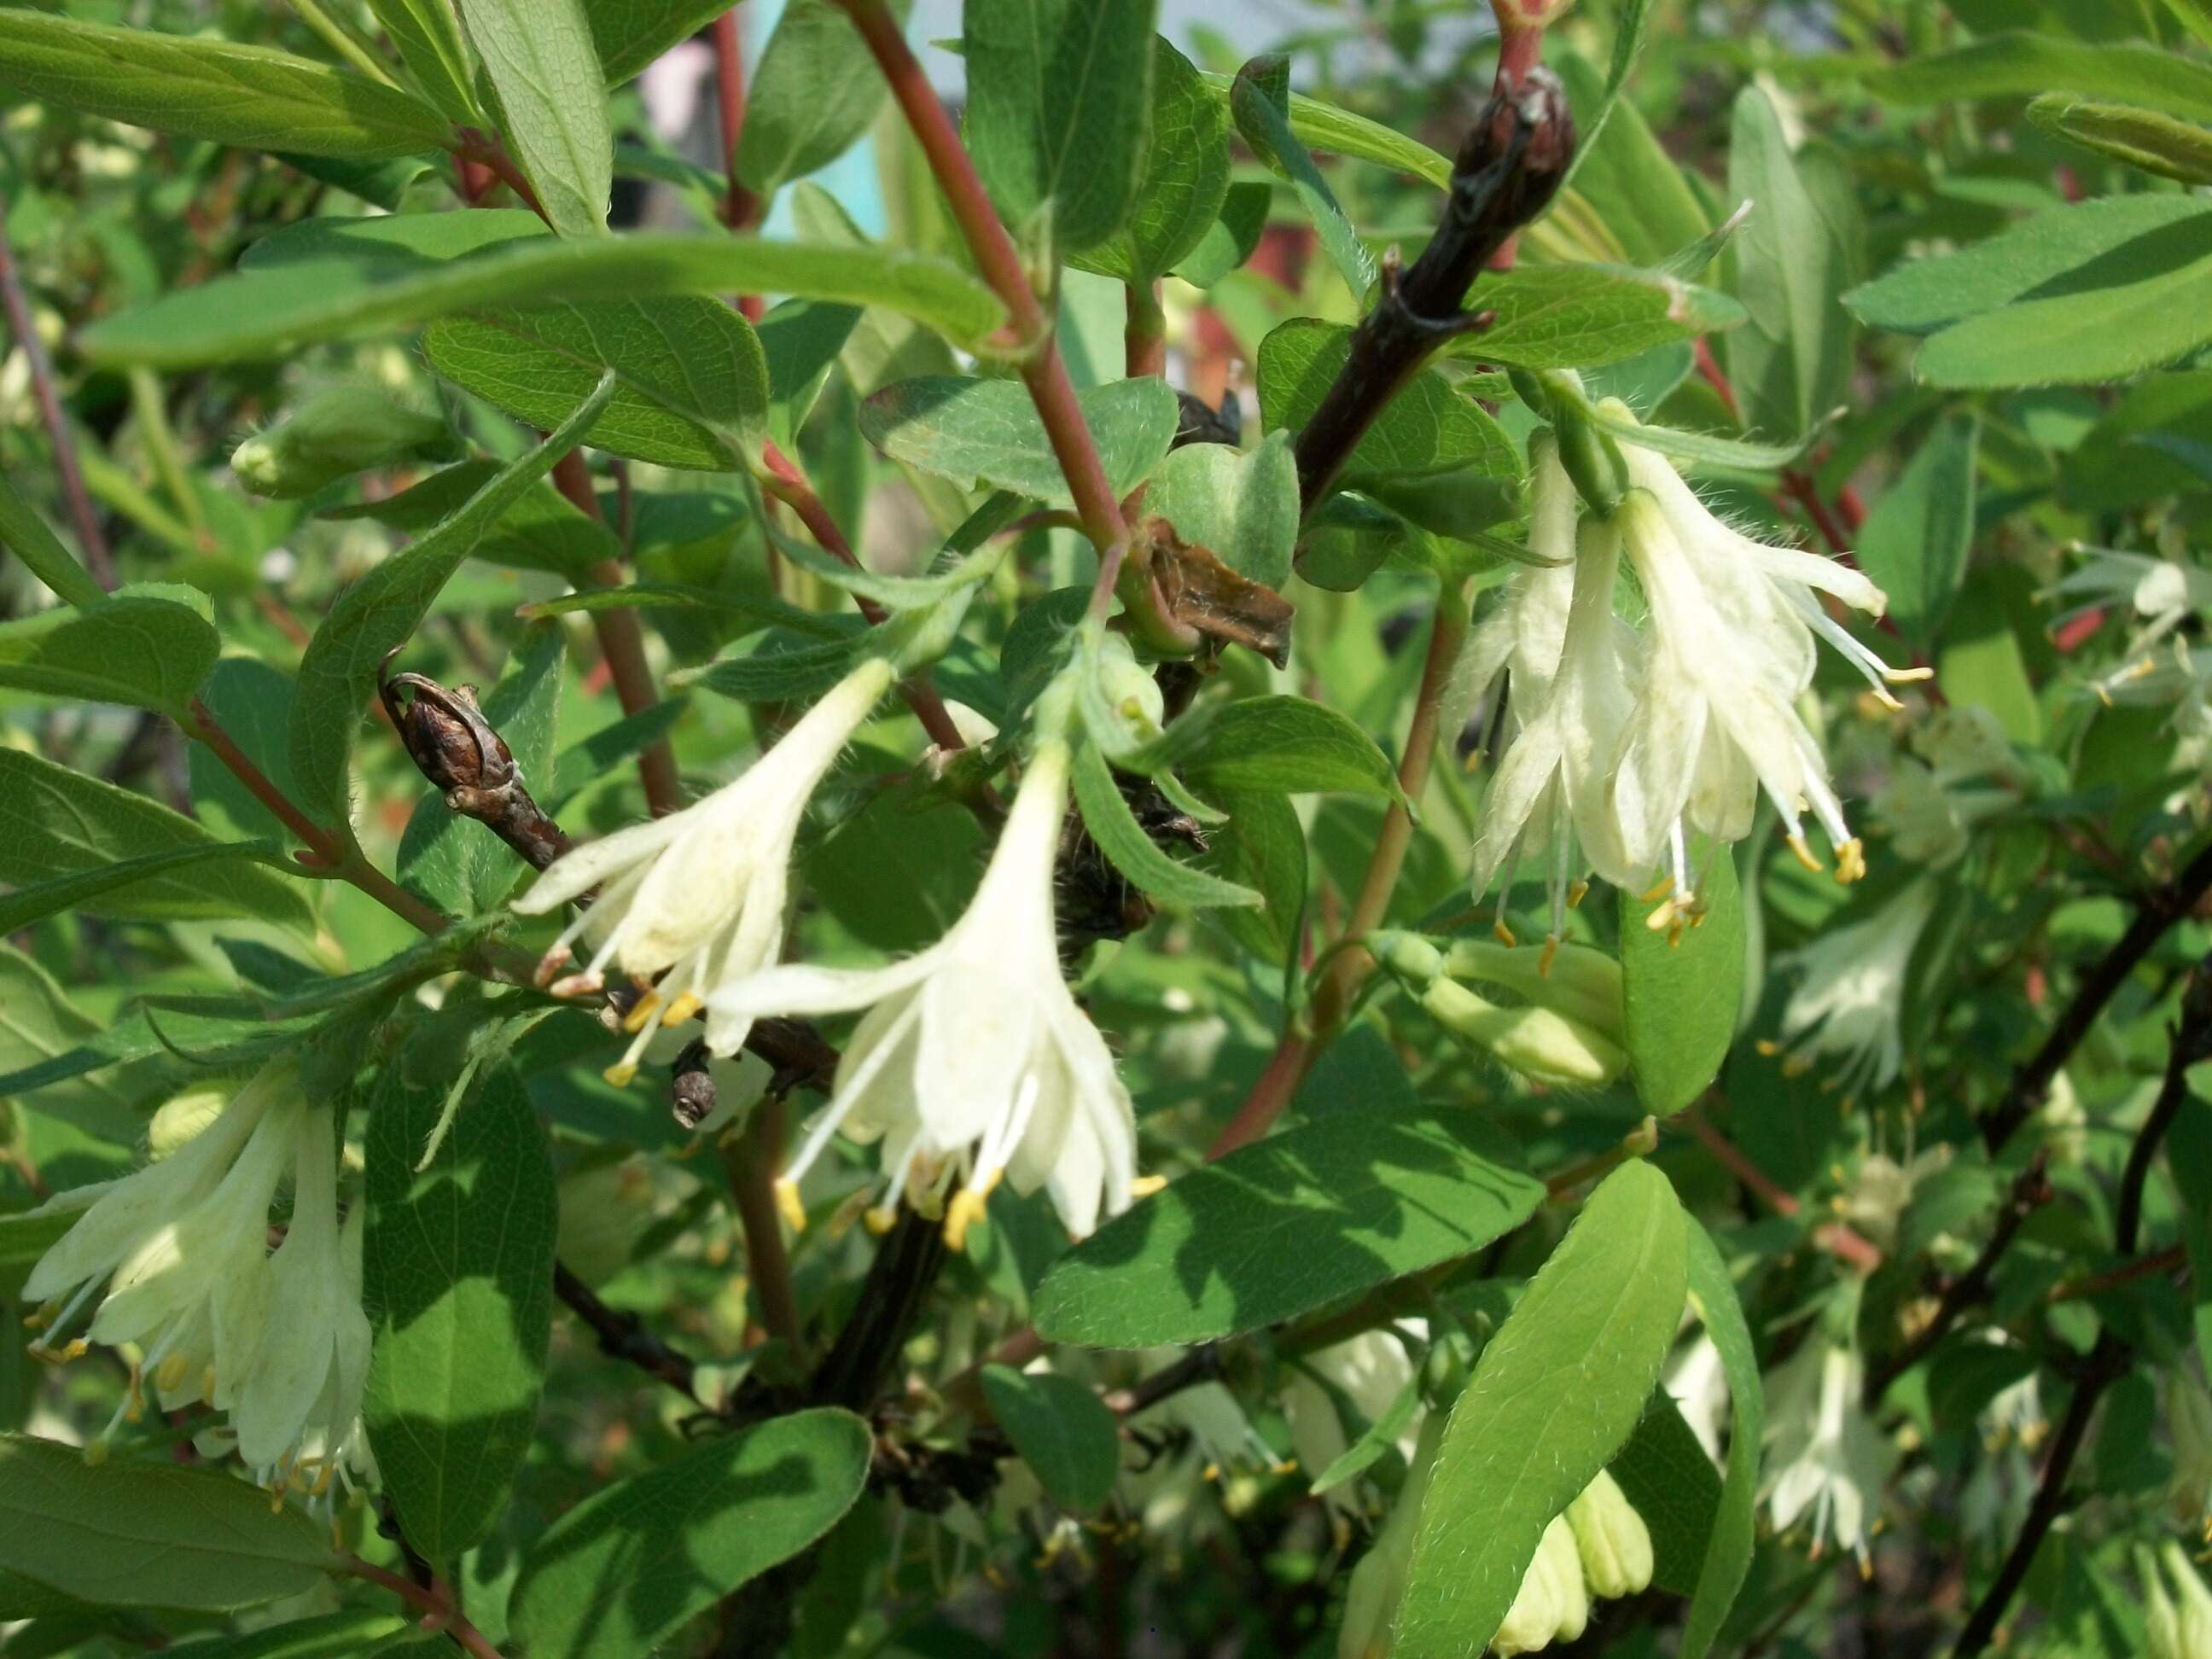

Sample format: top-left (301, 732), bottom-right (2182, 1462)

top-left (602, 1062), bottom-right (639, 1088)
top-left (942, 1189), bottom-right (988, 1252)
top-left (1644, 899), bottom-right (1678, 934)
top-left (660, 993), bottom-right (705, 1027)
top-left (1270, 1458), bottom-right (1299, 1476)
top-left (1755, 1039), bottom-right (1780, 1057)
top-left (20, 1307), bottom-right (46, 1332)
top-left (1129, 1173), bottom-right (1168, 1198)
top-left (59, 1337), bottom-right (89, 1361)
top-left (1538, 935), bottom-right (1560, 977)
top-left (773, 1178), bottom-right (807, 1233)
top-left (1202, 1462), bottom-right (1221, 1483)
top-left (1782, 1054), bottom-right (1814, 1079)
top-left (1493, 919), bottom-right (1518, 947)
top-left (1640, 874), bottom-right (1674, 904)
top-left (1567, 880), bottom-right (1589, 909)
top-left (1786, 833), bottom-right (1823, 874)
top-left (1834, 839), bottom-right (1867, 884)
top-left (201, 1365), bottom-right (218, 1405)
top-left (1885, 666), bottom-right (1935, 684)
top-left (156, 1353), bottom-right (191, 1394)
top-left (620, 992), bottom-right (663, 1034)
top-left (864, 1205), bottom-right (899, 1236)
top-left (976, 1166), bottom-right (1005, 1199)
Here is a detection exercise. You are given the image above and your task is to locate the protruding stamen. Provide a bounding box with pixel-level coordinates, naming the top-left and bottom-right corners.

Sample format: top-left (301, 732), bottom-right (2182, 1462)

top-left (602, 1061), bottom-right (638, 1088)
top-left (1786, 832), bottom-right (1824, 873)
top-left (774, 1178), bottom-right (807, 1233)
top-left (1539, 935), bottom-right (1560, 977)
top-left (660, 992), bottom-right (705, 1027)
top-left (550, 971), bottom-right (605, 998)
top-left (1640, 875), bottom-right (1674, 904)
top-left (1567, 879), bottom-right (1588, 909)
top-left (620, 992), bottom-right (663, 1034)
top-left (942, 1189), bottom-right (988, 1251)
top-left (864, 1205), bottom-right (899, 1236)
top-left (1834, 838), bottom-right (1866, 884)
top-left (1645, 899), bottom-right (1679, 933)
top-left (1129, 1173), bottom-right (1167, 1198)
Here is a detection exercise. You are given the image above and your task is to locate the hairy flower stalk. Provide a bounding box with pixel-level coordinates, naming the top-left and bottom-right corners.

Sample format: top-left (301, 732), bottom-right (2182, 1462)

top-left (711, 738), bottom-right (1139, 1249)
top-left (20, 1062), bottom-right (372, 1508)
top-left (515, 655), bottom-right (897, 1085)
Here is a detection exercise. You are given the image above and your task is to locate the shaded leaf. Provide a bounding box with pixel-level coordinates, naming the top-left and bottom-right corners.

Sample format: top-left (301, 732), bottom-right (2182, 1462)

top-left (1070, 739), bottom-right (1259, 911)
top-left (1232, 55), bottom-right (1373, 300)
top-left (1617, 837), bottom-right (1744, 1117)
top-left (1259, 318), bottom-right (1516, 483)
top-left (0, 585), bottom-right (217, 716)
top-left (736, 0), bottom-right (903, 195)
top-left (859, 375), bottom-right (1178, 505)
top-left (1854, 412), bottom-right (1977, 650)
top-left (1179, 695), bottom-right (1406, 803)
top-left (981, 1366), bottom-right (1121, 1513)
top-left (456, 0), bottom-right (611, 239)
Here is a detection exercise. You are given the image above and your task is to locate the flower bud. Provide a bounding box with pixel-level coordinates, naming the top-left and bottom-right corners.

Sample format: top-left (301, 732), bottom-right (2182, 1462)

top-left (147, 1085), bottom-right (230, 1161)
top-left (2168, 1541), bottom-right (2212, 1657)
top-left (1566, 1470), bottom-right (1653, 1599)
top-left (1417, 975), bottom-right (1627, 1088)
top-left (2140, 1545), bottom-right (2183, 1659)
top-left (231, 387), bottom-right (448, 498)
top-left (1493, 1516), bottom-right (1586, 1656)
top-left (1373, 930), bottom-right (1447, 989)
top-left (1443, 938), bottom-right (1625, 1045)
top-left (2168, 1371), bottom-right (2212, 1530)
top-left (1095, 630), bottom-right (1165, 739)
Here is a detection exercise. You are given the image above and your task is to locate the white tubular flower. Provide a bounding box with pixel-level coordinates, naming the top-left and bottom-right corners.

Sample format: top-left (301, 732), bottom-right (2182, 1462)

top-left (1613, 441), bottom-right (1918, 895)
top-left (1566, 1470), bottom-right (1654, 1599)
top-left (1493, 1514), bottom-right (1588, 1656)
top-left (1462, 447), bottom-right (1643, 950)
top-left (514, 655), bottom-right (896, 1086)
top-left (1768, 877), bottom-right (1939, 1103)
top-left (2139, 1544), bottom-right (2185, 1659)
top-left (2167, 1367), bottom-right (2212, 1538)
top-left (1284, 1328), bottom-right (1422, 1513)
top-left (23, 1064), bottom-right (303, 1447)
top-left (1763, 1336), bottom-right (1889, 1575)
top-left (708, 740), bottom-right (1139, 1249)
top-left (1666, 1331), bottom-right (1731, 1462)
top-left (230, 1105), bottom-right (374, 1508)
top-left (2054, 546), bottom-right (2212, 702)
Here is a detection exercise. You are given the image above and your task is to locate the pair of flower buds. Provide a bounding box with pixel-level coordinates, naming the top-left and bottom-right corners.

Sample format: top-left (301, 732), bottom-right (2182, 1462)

top-left (1372, 929), bottom-right (1627, 1089)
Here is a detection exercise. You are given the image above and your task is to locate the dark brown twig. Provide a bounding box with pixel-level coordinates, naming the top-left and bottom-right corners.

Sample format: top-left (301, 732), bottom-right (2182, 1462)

top-left (1103, 1345), bottom-right (1223, 1418)
top-left (553, 1260), bottom-right (701, 1402)
top-left (1288, 70), bottom-right (1575, 525)
top-left (806, 1206), bottom-right (948, 1412)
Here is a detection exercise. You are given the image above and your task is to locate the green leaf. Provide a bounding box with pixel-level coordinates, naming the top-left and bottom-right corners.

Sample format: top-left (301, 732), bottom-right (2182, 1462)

top-left (455, 0), bottom-right (611, 240)
top-left (1070, 738), bottom-right (1260, 911)
top-left (1232, 55), bottom-right (1374, 300)
top-left (1179, 695), bottom-right (1406, 803)
top-left (0, 585), bottom-right (218, 716)
top-left (160, 1609), bottom-right (416, 1657)
top-left (1258, 318), bottom-right (1516, 485)
top-left (859, 375), bottom-right (1179, 505)
top-left (0, 837), bottom-right (293, 939)
top-left (963, 0), bottom-right (1161, 253)
top-left (1617, 836), bottom-right (1743, 1117)
top-left (1678, 1221), bottom-right (1762, 1659)
top-left (675, 631), bottom-right (869, 705)
top-left (0, 13), bottom-right (452, 159)
top-left (1453, 265), bottom-right (1744, 371)
top-left (0, 1434), bottom-right (330, 1611)
top-left (1854, 412), bottom-right (1976, 650)
top-left (1195, 786), bottom-right (1307, 967)
top-left (760, 297), bottom-right (864, 450)
top-left (1071, 38), bottom-right (1231, 284)
top-left (0, 1207), bottom-right (87, 1305)
top-left (1559, 0), bottom-right (1654, 194)
top-left (1032, 1105), bottom-right (1544, 1346)
top-left (0, 945), bottom-right (139, 1148)
top-left (1196, 72), bottom-right (1452, 192)
top-left (1173, 178), bottom-right (1272, 288)
top-left (2028, 94), bottom-right (2212, 185)
top-left (1845, 196), bottom-right (2212, 336)
top-left (735, 0), bottom-right (903, 196)
top-left (507, 1408), bottom-right (871, 1659)
top-left (81, 236), bottom-right (1006, 369)
top-left (323, 460), bottom-right (621, 578)
top-left (980, 1366), bottom-right (1121, 1513)
top-left (368, 0), bottom-right (479, 125)
top-left (287, 375), bottom-right (614, 828)
top-left (364, 1062), bottom-right (556, 1563)
top-left (0, 472), bottom-right (103, 609)
top-left (1553, 49), bottom-right (1708, 269)
top-left (423, 295), bottom-right (768, 470)
top-left (587, 0), bottom-right (731, 86)
top-left (1607, 1390), bottom-right (1722, 1598)
top-left (1396, 1161), bottom-right (1688, 1654)
top-left (399, 622), bottom-right (565, 916)
top-left (0, 748), bottom-right (311, 930)
top-left (1144, 430), bottom-right (1298, 589)
top-left (548, 700), bottom-right (689, 806)
top-left (2171, 0), bottom-right (2212, 49)
top-left (1723, 86), bottom-right (1854, 440)
top-left (1914, 211), bottom-right (2212, 389)
top-left (1866, 32), bottom-right (2212, 125)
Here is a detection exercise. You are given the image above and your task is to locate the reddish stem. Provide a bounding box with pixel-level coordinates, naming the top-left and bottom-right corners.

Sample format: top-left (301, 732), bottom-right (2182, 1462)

top-left (336, 1557), bottom-right (507, 1659)
top-left (713, 8), bottom-right (766, 319)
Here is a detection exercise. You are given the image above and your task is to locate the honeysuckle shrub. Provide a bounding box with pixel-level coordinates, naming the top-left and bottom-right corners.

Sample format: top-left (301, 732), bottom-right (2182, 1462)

top-left (0, 2), bottom-right (2209, 1656)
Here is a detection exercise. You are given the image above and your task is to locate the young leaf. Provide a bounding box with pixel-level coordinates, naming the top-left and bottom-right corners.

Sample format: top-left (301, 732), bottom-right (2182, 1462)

top-left (1724, 86), bottom-right (1854, 440)
top-left (423, 294), bottom-right (769, 470)
top-left (1179, 695), bottom-right (1407, 804)
top-left (0, 585), bottom-right (218, 717)
top-left (323, 460), bottom-right (622, 578)
top-left (0, 1434), bottom-right (330, 1611)
top-left (1258, 318), bottom-right (1516, 484)
top-left (1071, 38), bottom-right (1232, 285)
top-left (364, 1062), bottom-right (556, 1563)
top-left (587, 0), bottom-right (732, 87)
top-left (1144, 430), bottom-right (1299, 590)
top-left (0, 472), bottom-right (104, 609)
top-left (1396, 1161), bottom-right (1689, 1654)
top-left (980, 1366), bottom-right (1121, 1513)
top-left (1231, 55), bottom-right (1375, 300)
top-left (1554, 49), bottom-right (1708, 269)
top-left (859, 375), bottom-right (1179, 506)
top-left (286, 374), bottom-right (614, 828)
top-left (1032, 1105), bottom-right (1543, 1346)
top-left (1853, 412), bottom-right (1977, 650)
top-left (81, 236), bottom-right (1006, 369)
top-left (1617, 837), bottom-right (1744, 1117)
top-left (1070, 738), bottom-right (1260, 911)
top-left (454, 0), bottom-right (612, 240)
top-left (0, 749), bottom-right (311, 931)
top-left (1678, 1221), bottom-right (1764, 1659)
top-left (1452, 264), bottom-right (1745, 372)
top-left (736, 0), bottom-right (905, 196)
top-left (2029, 94), bottom-right (2212, 186)
top-left (507, 1408), bottom-right (871, 1659)
top-left (0, 13), bottom-right (453, 159)
top-left (1866, 32), bottom-right (2212, 125)
top-left (368, 0), bottom-right (479, 125)
top-left (675, 631), bottom-right (869, 705)
top-left (963, 0), bottom-right (1161, 254)
top-left (760, 297), bottom-right (864, 450)
top-left (1195, 71), bottom-right (1452, 190)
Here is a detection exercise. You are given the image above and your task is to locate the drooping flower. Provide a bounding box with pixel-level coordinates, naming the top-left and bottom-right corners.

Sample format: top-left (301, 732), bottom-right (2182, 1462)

top-left (2054, 545), bottom-right (2212, 702)
top-left (1763, 1334), bottom-right (1889, 1575)
top-left (23, 1065), bottom-right (302, 1445)
top-left (2140, 1540), bottom-right (2212, 1659)
top-left (708, 739), bottom-right (1138, 1248)
top-left (1613, 441), bottom-right (1914, 894)
top-left (1284, 1327), bottom-right (1423, 1516)
top-left (1874, 705), bottom-right (2018, 868)
top-left (2166, 1365), bottom-right (2212, 1538)
top-left (515, 655), bottom-right (896, 1086)
top-left (1565, 1469), bottom-right (1654, 1600)
top-left (1493, 1514), bottom-right (1590, 1656)
top-left (1768, 877), bottom-right (1940, 1103)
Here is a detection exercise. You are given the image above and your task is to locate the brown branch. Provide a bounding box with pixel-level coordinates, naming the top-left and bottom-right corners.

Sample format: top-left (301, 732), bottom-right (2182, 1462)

top-left (722, 1100), bottom-right (805, 1353)
top-left (554, 1260), bottom-right (701, 1401)
top-left (381, 663), bottom-right (573, 871)
top-left (335, 1556), bottom-right (508, 1659)
top-left (1103, 1344), bottom-right (1221, 1418)
top-left (0, 189), bottom-right (115, 589)
top-left (806, 1205), bottom-right (948, 1412)
top-left (2047, 1242), bottom-right (2186, 1303)
top-left (712, 9), bottom-right (765, 250)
